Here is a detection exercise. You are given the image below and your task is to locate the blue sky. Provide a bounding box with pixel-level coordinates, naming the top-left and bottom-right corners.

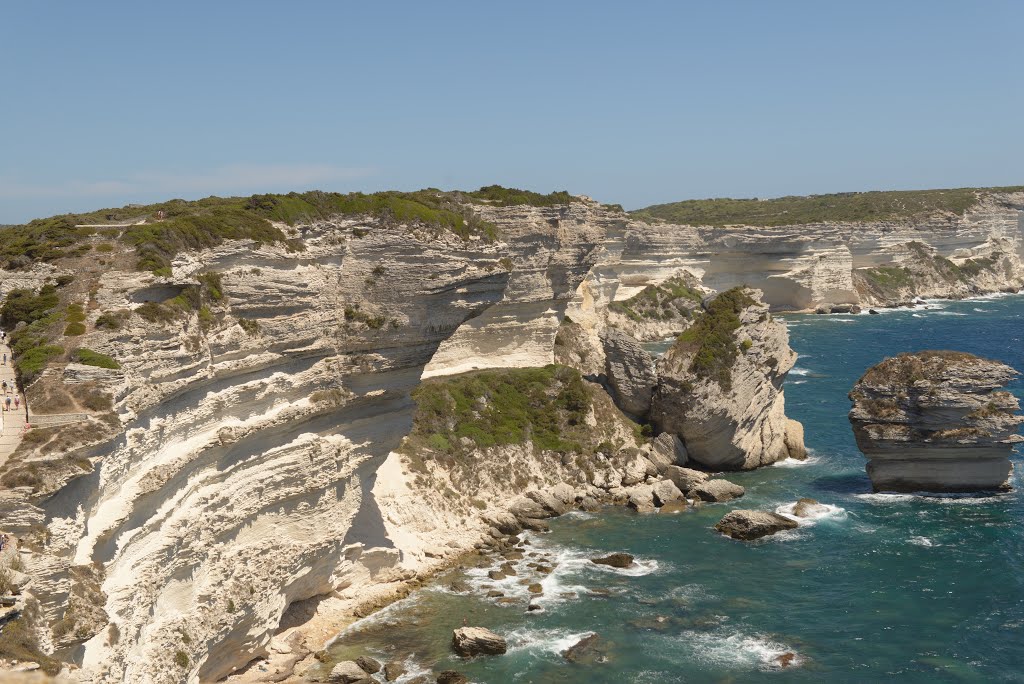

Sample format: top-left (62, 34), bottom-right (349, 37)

top-left (2, 1), bottom-right (1022, 222)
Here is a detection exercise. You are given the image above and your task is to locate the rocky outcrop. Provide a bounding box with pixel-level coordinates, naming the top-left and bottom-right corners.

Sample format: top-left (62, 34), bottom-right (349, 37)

top-left (590, 553), bottom-right (634, 568)
top-left (849, 351), bottom-right (1024, 492)
top-left (451, 626), bottom-right (507, 656)
top-left (651, 288), bottom-right (805, 469)
top-left (601, 329), bottom-right (657, 417)
top-left (715, 510), bottom-right (798, 540)
top-left (328, 661), bottom-right (372, 683)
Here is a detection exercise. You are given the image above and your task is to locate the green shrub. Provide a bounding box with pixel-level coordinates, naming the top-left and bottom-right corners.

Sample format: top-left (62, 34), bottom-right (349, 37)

top-left (55, 274), bottom-right (75, 287)
top-left (95, 311), bottom-right (126, 330)
top-left (15, 345), bottom-right (63, 384)
top-left (135, 302), bottom-right (176, 324)
top-left (1, 284), bottom-right (59, 329)
top-left (95, 242), bottom-right (114, 252)
top-left (197, 272), bottom-right (224, 300)
top-left (674, 287), bottom-right (756, 390)
top-left (197, 306), bottom-right (213, 330)
top-left (409, 365), bottom-right (589, 456)
top-left (64, 321), bottom-right (86, 336)
top-left (174, 650), bottom-right (189, 668)
top-left (237, 317), bottom-right (260, 335)
top-left (72, 348), bottom-right (120, 369)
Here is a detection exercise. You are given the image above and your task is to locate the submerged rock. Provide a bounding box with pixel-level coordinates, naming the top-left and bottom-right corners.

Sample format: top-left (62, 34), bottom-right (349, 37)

top-left (562, 633), bottom-right (611, 664)
top-left (849, 351), bottom-right (1024, 492)
top-left (452, 626), bottom-right (508, 656)
top-left (436, 671), bottom-right (469, 684)
top-left (651, 288), bottom-right (805, 470)
top-left (355, 656), bottom-right (382, 674)
top-left (329, 661), bottom-right (372, 683)
top-left (383, 661), bottom-right (406, 681)
top-left (590, 553), bottom-right (634, 568)
top-left (715, 510), bottom-right (798, 540)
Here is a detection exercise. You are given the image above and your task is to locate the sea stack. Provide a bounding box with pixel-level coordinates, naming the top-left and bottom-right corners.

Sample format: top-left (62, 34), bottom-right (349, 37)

top-left (651, 287), bottom-right (806, 470)
top-left (849, 351), bottom-right (1024, 492)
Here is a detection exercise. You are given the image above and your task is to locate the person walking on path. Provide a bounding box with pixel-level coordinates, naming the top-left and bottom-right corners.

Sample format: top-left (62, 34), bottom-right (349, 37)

top-left (13, 396), bottom-right (19, 410)
top-left (4, 396), bottom-right (11, 412)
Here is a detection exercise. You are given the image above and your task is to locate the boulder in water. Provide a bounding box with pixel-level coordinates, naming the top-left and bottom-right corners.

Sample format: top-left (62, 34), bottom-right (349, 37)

top-left (652, 478), bottom-right (684, 506)
top-left (355, 656), bottom-right (381, 674)
top-left (452, 626), bottom-right (508, 656)
top-left (590, 553), bottom-right (634, 568)
top-left (383, 661), bottom-right (406, 681)
top-left (791, 498), bottom-right (827, 518)
top-left (436, 671), bottom-right (469, 684)
top-left (715, 510), bottom-right (798, 540)
top-left (692, 479), bottom-right (745, 502)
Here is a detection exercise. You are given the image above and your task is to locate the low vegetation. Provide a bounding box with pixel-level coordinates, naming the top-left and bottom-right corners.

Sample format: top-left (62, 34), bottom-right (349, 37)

top-left (406, 365), bottom-right (591, 461)
top-left (72, 348), bottom-right (120, 369)
top-left (672, 287), bottom-right (756, 390)
top-left (633, 186), bottom-right (1024, 227)
top-left (610, 274), bottom-right (703, 323)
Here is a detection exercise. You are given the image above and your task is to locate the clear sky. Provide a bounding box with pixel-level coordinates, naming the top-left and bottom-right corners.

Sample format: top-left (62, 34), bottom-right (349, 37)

top-left (2, 0), bottom-right (1022, 223)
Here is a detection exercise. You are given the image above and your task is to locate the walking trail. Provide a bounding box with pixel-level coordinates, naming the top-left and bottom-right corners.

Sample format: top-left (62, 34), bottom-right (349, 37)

top-left (0, 340), bottom-right (24, 471)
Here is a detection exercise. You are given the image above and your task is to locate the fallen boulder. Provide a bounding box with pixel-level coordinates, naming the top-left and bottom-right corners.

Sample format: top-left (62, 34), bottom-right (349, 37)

top-left (692, 479), bottom-right (745, 502)
top-left (452, 626), bottom-right (508, 657)
top-left (715, 510), bottom-right (798, 540)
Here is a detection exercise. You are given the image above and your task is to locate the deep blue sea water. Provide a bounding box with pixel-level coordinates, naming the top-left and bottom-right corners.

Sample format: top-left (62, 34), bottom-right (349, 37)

top-left (327, 294), bottom-right (1024, 683)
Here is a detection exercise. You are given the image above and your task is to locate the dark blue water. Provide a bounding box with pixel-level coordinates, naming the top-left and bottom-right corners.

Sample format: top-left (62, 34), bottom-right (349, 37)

top-left (326, 295), bottom-right (1024, 683)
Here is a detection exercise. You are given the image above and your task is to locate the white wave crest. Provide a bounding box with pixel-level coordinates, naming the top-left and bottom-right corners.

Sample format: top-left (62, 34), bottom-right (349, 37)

top-left (909, 536), bottom-right (936, 547)
top-left (771, 454), bottom-right (819, 468)
top-left (677, 628), bottom-right (804, 670)
top-left (775, 501), bottom-right (846, 526)
top-left (505, 628), bottom-right (596, 656)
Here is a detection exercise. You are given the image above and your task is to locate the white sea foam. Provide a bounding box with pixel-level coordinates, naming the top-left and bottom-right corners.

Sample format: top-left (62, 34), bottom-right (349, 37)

top-left (974, 307), bottom-right (992, 312)
top-left (771, 453), bottom-right (819, 468)
top-left (856, 491), bottom-right (1009, 505)
top-left (855, 492), bottom-right (917, 504)
top-left (831, 318), bottom-right (856, 323)
top-left (505, 628), bottom-right (595, 656)
top-left (934, 310), bottom-right (968, 316)
top-left (790, 367), bottom-right (810, 376)
top-left (775, 501), bottom-right (846, 526)
top-left (789, 379), bottom-right (807, 385)
top-left (909, 536), bottom-right (936, 547)
top-left (677, 628), bottom-right (803, 670)
top-left (912, 313), bottom-right (926, 318)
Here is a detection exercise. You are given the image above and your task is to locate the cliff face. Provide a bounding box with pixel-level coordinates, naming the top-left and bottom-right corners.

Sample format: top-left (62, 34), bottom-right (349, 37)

top-left (849, 351), bottom-right (1024, 492)
top-left (616, 192), bottom-right (1024, 311)
top-left (650, 288), bottom-right (804, 470)
top-left (0, 188), bottom-right (1022, 681)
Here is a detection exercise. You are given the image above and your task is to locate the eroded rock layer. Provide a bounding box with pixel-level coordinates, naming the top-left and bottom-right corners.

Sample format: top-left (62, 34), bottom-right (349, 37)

top-left (0, 187), bottom-right (1021, 682)
top-left (849, 351), bottom-right (1024, 492)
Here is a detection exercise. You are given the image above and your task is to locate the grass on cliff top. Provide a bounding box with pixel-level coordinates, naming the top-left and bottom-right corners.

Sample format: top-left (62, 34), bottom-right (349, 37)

top-left (632, 186), bottom-right (1024, 227)
top-left (858, 350), bottom-right (990, 387)
top-left (406, 365), bottom-right (591, 461)
top-left (1, 185), bottom-right (573, 273)
top-left (672, 287), bottom-right (756, 390)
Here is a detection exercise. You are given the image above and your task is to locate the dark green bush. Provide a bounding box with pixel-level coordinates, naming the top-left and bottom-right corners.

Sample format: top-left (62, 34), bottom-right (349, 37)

top-left (72, 348), bottom-right (120, 369)
top-left (1, 284), bottom-right (59, 329)
top-left (674, 287), bottom-right (756, 390)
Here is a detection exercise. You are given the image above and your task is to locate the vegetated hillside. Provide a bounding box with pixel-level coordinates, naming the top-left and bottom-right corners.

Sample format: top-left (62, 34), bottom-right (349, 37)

top-left (0, 186), bottom-right (580, 276)
top-left (632, 186), bottom-right (1024, 227)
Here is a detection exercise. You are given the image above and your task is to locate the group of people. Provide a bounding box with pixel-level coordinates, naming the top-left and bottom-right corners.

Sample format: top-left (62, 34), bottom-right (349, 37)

top-left (0, 533), bottom-right (10, 552)
top-left (0, 382), bottom-right (18, 412)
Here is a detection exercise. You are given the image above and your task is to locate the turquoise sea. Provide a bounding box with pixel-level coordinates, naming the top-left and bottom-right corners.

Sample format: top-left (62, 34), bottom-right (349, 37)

top-left (327, 294), bottom-right (1024, 683)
